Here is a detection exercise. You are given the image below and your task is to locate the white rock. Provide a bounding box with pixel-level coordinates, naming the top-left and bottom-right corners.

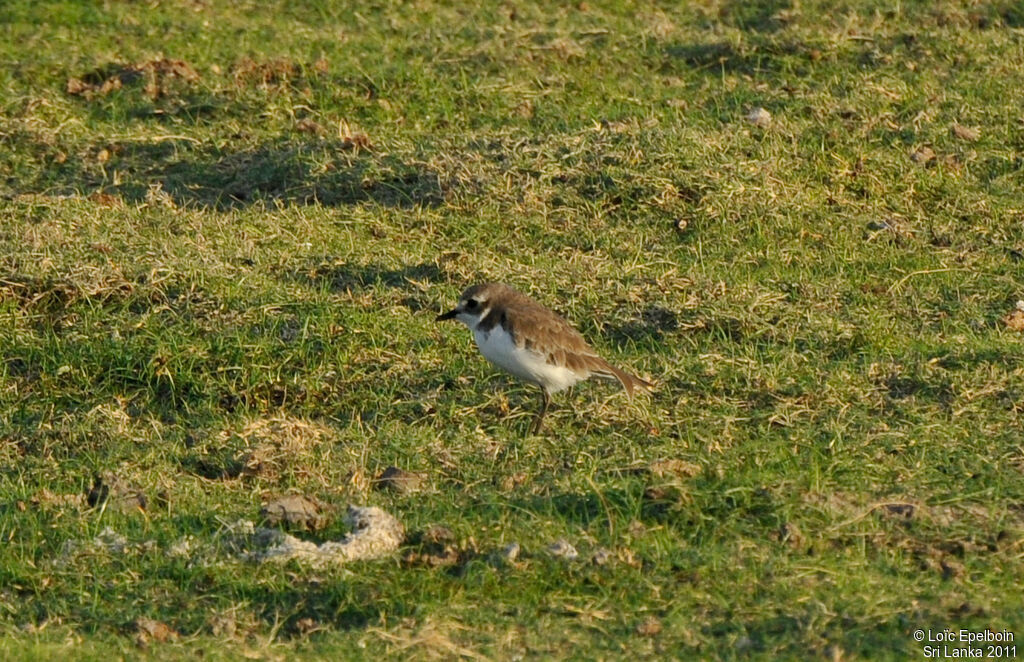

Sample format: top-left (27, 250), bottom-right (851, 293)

top-left (500, 542), bottom-right (521, 563)
top-left (247, 505), bottom-right (404, 567)
top-left (746, 107), bottom-right (772, 128)
top-left (546, 539), bottom-right (579, 560)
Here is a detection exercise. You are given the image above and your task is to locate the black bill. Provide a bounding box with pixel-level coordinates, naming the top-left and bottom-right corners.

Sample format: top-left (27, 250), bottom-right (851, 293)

top-left (435, 309), bottom-right (458, 321)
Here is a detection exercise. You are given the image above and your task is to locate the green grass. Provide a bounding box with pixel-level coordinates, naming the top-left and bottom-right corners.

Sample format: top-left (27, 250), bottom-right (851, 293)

top-left (1, 0), bottom-right (1023, 659)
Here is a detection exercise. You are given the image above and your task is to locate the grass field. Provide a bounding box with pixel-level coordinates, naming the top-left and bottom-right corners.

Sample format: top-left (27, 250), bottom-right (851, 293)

top-left (2, 0), bottom-right (1024, 659)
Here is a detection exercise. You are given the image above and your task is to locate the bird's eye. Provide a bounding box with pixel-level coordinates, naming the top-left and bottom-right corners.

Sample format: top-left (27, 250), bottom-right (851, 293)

top-left (465, 299), bottom-right (478, 310)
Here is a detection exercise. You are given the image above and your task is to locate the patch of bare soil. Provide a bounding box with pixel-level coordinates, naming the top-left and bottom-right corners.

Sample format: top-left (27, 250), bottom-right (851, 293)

top-left (240, 505), bottom-right (404, 566)
top-left (260, 494), bottom-right (332, 531)
top-left (67, 59), bottom-right (199, 100)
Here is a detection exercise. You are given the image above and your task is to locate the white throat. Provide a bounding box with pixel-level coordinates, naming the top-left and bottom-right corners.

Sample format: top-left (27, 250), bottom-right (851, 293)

top-left (456, 307), bottom-right (490, 330)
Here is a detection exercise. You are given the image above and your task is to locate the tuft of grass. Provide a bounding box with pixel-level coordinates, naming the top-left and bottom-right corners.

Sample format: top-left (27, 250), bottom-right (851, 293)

top-left (1, 0), bottom-right (1023, 659)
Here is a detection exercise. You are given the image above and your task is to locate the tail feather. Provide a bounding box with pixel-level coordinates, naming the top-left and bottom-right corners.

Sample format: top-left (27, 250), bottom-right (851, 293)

top-left (588, 357), bottom-right (654, 398)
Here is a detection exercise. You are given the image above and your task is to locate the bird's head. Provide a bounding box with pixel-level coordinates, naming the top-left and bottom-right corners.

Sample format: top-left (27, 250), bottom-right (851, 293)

top-left (436, 283), bottom-right (499, 329)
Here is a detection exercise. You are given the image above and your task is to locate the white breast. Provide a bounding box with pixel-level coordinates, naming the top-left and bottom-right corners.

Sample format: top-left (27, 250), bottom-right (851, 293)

top-left (473, 325), bottom-right (582, 393)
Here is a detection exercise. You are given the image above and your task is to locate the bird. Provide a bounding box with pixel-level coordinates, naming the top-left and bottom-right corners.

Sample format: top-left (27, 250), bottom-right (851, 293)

top-left (436, 282), bottom-right (652, 433)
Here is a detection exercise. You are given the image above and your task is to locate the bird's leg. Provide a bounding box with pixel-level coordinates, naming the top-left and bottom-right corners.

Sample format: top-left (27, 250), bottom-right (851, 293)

top-left (532, 388), bottom-right (551, 435)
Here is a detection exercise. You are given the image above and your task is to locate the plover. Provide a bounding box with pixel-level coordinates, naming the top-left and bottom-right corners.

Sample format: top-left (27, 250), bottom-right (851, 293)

top-left (436, 283), bottom-right (652, 433)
